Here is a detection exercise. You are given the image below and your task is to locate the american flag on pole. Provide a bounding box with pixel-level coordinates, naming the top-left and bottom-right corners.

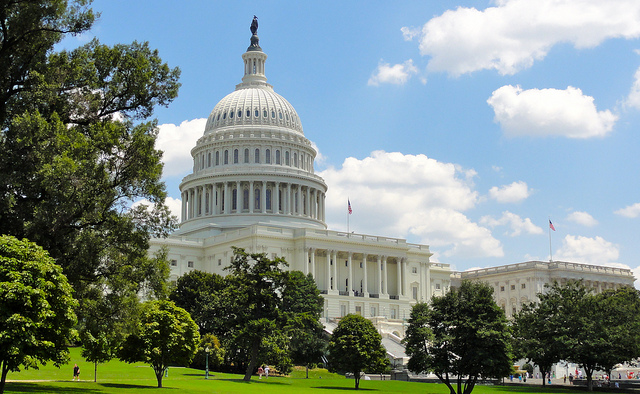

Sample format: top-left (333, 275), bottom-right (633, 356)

top-left (549, 220), bottom-right (555, 231)
top-left (348, 199), bottom-right (352, 215)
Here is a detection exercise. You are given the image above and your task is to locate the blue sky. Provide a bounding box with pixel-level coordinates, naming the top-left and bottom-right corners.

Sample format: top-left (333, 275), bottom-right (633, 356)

top-left (62, 0), bottom-right (640, 281)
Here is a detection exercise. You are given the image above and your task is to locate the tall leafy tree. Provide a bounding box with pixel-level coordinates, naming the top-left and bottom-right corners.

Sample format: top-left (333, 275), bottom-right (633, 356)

top-left (327, 313), bottom-right (388, 390)
top-left (0, 1), bottom-right (180, 330)
top-left (223, 247), bottom-right (289, 381)
top-left (170, 270), bottom-right (226, 334)
top-left (0, 235), bottom-right (78, 394)
top-left (404, 280), bottom-right (512, 394)
top-left (118, 300), bottom-right (200, 388)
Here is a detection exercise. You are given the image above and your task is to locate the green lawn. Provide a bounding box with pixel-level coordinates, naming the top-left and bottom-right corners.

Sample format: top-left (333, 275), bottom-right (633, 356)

top-left (4, 348), bottom-right (614, 393)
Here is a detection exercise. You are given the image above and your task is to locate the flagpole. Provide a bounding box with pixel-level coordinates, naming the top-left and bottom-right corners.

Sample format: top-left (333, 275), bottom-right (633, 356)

top-left (548, 217), bottom-right (553, 262)
top-left (347, 198), bottom-right (350, 235)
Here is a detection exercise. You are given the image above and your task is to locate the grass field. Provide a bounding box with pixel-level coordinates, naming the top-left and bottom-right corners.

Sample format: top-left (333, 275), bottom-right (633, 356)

top-left (4, 348), bottom-right (614, 393)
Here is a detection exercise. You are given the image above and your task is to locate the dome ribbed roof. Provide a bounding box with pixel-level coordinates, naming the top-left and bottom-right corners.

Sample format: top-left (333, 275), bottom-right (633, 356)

top-left (204, 86), bottom-right (303, 135)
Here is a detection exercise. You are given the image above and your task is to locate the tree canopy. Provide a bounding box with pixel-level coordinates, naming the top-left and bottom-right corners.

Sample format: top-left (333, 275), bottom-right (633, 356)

top-left (404, 280), bottom-right (512, 394)
top-left (0, 235), bottom-right (78, 394)
top-left (514, 280), bottom-right (640, 391)
top-left (0, 0), bottom-right (180, 349)
top-left (328, 314), bottom-right (388, 390)
top-left (118, 300), bottom-right (200, 388)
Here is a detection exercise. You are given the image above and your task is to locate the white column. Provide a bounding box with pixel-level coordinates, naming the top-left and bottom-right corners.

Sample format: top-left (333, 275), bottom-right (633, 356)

top-left (326, 250), bottom-right (331, 291)
top-left (383, 256), bottom-right (388, 295)
top-left (181, 191), bottom-right (186, 221)
top-left (275, 182), bottom-right (280, 213)
top-left (236, 181), bottom-right (241, 212)
top-left (224, 182), bottom-right (230, 214)
top-left (310, 248), bottom-right (316, 279)
top-left (362, 253), bottom-right (368, 295)
top-left (332, 251), bottom-right (338, 291)
top-left (304, 248), bottom-right (309, 275)
top-left (376, 255), bottom-right (382, 295)
top-left (396, 258), bottom-right (402, 297)
top-left (261, 181), bottom-right (267, 214)
top-left (348, 252), bottom-right (353, 295)
top-left (194, 187), bottom-right (199, 217)
top-left (305, 187), bottom-right (311, 217)
top-left (199, 186), bottom-right (204, 217)
top-left (287, 183), bottom-right (292, 215)
top-left (249, 181), bottom-right (255, 213)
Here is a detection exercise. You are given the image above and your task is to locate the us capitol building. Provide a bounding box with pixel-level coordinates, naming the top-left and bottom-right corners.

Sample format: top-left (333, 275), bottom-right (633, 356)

top-left (149, 21), bottom-right (634, 347)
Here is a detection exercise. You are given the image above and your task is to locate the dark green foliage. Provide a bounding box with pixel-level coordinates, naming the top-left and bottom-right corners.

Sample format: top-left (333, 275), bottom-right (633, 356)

top-left (190, 333), bottom-right (224, 371)
top-left (404, 280), bottom-right (512, 394)
top-left (170, 270), bottom-right (226, 335)
top-left (515, 280), bottom-right (640, 392)
top-left (118, 300), bottom-right (200, 388)
top-left (328, 314), bottom-right (388, 390)
top-left (0, 235), bottom-right (78, 394)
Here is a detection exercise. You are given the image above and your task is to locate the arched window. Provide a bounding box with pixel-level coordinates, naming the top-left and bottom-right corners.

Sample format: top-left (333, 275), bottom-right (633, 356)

top-left (215, 151), bottom-right (220, 166)
top-left (247, 109), bottom-right (251, 117)
top-left (255, 188), bottom-right (261, 210)
top-left (224, 150), bottom-right (229, 165)
top-left (263, 109), bottom-right (267, 118)
top-left (255, 108), bottom-right (259, 117)
top-left (294, 153), bottom-right (298, 167)
top-left (266, 188), bottom-right (272, 211)
top-left (255, 148), bottom-right (260, 163)
top-left (244, 148), bottom-right (249, 163)
top-left (229, 111), bottom-right (234, 119)
top-left (232, 189), bottom-right (237, 210)
top-left (243, 189), bottom-right (249, 210)
top-left (223, 112), bottom-right (226, 119)
top-left (285, 151), bottom-right (290, 166)
top-left (275, 150), bottom-right (281, 165)
top-left (237, 109), bottom-right (242, 118)
top-left (233, 149), bottom-right (239, 164)
top-left (205, 192), bottom-right (210, 214)
top-left (201, 154), bottom-right (205, 169)
top-left (266, 149), bottom-right (271, 164)
top-left (271, 110), bottom-right (275, 119)
top-left (221, 189), bottom-right (225, 211)
top-left (207, 152), bottom-right (211, 167)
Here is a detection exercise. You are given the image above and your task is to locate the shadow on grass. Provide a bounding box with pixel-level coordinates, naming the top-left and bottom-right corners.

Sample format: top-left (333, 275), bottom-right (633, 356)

top-left (312, 387), bottom-right (376, 391)
top-left (100, 383), bottom-right (177, 390)
top-left (5, 382), bottom-right (102, 393)
top-left (216, 378), bottom-right (288, 385)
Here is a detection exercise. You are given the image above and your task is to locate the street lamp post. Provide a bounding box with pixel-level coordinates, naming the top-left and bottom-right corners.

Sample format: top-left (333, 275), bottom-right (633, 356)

top-left (205, 346), bottom-right (210, 379)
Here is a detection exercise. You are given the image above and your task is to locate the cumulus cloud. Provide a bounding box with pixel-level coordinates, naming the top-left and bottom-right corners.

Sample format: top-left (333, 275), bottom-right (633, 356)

top-left (626, 66), bottom-right (640, 110)
top-left (566, 211), bottom-right (598, 227)
top-left (132, 197), bottom-right (182, 222)
top-left (318, 150), bottom-right (503, 259)
top-left (555, 234), bottom-right (619, 265)
top-left (488, 181), bottom-right (530, 203)
top-left (157, 118), bottom-right (206, 177)
top-left (487, 85), bottom-right (617, 138)
top-left (614, 202), bottom-right (640, 218)
top-left (408, 0), bottom-right (640, 76)
top-left (401, 26), bottom-right (420, 41)
top-left (368, 59), bottom-right (419, 86)
top-left (480, 211), bottom-right (543, 236)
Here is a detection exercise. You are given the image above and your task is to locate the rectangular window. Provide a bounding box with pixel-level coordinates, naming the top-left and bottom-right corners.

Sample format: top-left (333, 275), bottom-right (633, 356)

top-left (521, 283), bottom-right (526, 289)
top-left (218, 259), bottom-right (222, 266)
top-left (188, 261), bottom-right (194, 268)
top-left (435, 283), bottom-right (441, 290)
top-left (500, 286), bottom-right (505, 292)
top-left (170, 259), bottom-right (177, 267)
top-left (411, 267), bottom-right (417, 274)
top-left (412, 286), bottom-right (418, 300)
top-left (511, 284), bottom-right (516, 290)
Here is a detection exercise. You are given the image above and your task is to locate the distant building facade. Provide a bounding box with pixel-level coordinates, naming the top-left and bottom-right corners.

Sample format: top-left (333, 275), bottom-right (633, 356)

top-left (451, 260), bottom-right (635, 318)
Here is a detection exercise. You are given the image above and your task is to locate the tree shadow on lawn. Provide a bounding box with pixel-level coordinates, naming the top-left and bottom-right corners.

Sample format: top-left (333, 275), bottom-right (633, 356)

top-left (6, 382), bottom-right (102, 393)
top-left (100, 383), bottom-right (177, 390)
top-left (312, 387), bottom-right (376, 391)
top-left (216, 378), bottom-right (288, 385)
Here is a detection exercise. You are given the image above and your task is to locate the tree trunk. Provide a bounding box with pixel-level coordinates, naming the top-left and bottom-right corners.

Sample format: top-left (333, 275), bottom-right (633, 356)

top-left (243, 341), bottom-right (260, 381)
top-left (94, 361), bottom-right (97, 382)
top-left (354, 370), bottom-right (360, 389)
top-left (0, 361), bottom-right (9, 394)
top-left (155, 368), bottom-right (164, 388)
top-left (305, 364), bottom-right (309, 379)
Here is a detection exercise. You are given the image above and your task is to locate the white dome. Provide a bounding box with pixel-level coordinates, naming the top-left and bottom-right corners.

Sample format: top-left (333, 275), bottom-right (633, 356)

top-left (204, 86), bottom-right (303, 135)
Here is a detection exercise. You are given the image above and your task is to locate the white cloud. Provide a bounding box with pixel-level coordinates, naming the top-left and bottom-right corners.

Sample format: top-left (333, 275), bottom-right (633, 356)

top-left (555, 234), bottom-right (619, 265)
top-left (318, 150), bottom-right (503, 259)
top-left (566, 211), bottom-right (598, 227)
top-left (480, 211), bottom-right (543, 236)
top-left (401, 26), bottom-right (420, 41)
top-left (626, 66), bottom-right (640, 110)
top-left (488, 85), bottom-right (617, 138)
top-left (132, 197), bottom-right (182, 222)
top-left (614, 202), bottom-right (640, 218)
top-left (408, 0), bottom-right (640, 76)
top-left (157, 118), bottom-right (206, 178)
top-left (488, 181), bottom-right (530, 203)
top-left (368, 59), bottom-right (419, 86)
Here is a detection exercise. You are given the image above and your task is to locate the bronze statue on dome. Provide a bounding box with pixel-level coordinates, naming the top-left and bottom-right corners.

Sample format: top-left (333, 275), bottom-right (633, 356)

top-left (250, 16), bottom-right (258, 35)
